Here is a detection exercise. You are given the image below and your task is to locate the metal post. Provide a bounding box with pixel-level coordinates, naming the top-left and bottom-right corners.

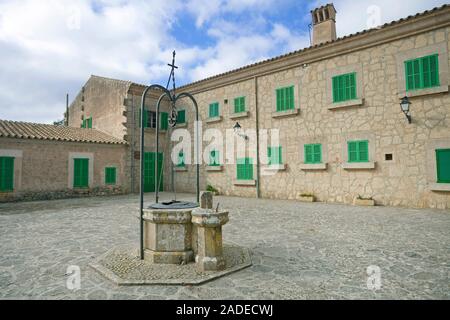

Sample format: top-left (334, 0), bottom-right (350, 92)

top-left (140, 85), bottom-right (171, 260)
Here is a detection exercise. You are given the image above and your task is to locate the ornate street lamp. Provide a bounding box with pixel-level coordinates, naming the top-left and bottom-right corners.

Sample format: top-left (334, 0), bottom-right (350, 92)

top-left (400, 96), bottom-right (412, 124)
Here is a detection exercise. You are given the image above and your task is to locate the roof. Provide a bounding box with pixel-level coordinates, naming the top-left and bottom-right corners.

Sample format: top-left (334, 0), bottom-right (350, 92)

top-left (176, 4), bottom-right (449, 91)
top-left (0, 120), bottom-right (127, 145)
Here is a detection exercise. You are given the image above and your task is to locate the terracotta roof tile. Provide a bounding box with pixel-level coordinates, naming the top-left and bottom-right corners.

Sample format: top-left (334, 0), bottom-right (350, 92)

top-left (0, 120), bottom-right (127, 145)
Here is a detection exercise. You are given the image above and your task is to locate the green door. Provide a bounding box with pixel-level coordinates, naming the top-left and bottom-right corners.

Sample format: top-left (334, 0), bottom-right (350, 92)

top-left (144, 152), bottom-right (164, 192)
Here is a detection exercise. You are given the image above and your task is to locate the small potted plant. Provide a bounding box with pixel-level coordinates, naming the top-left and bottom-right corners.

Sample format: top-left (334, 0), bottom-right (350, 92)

top-left (206, 185), bottom-right (220, 196)
top-left (354, 195), bottom-right (375, 206)
top-left (298, 193), bottom-right (315, 203)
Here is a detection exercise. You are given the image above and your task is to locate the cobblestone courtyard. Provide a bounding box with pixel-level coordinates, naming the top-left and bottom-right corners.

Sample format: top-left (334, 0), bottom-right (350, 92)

top-left (0, 194), bottom-right (449, 300)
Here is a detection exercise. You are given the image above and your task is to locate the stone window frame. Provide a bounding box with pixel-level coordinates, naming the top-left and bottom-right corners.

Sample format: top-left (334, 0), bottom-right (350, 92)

top-left (0, 149), bottom-right (23, 192)
top-left (233, 157), bottom-right (257, 186)
top-left (299, 138), bottom-right (328, 171)
top-left (396, 42), bottom-right (449, 98)
top-left (68, 152), bottom-right (94, 189)
top-left (340, 132), bottom-right (376, 170)
top-left (426, 138), bottom-right (450, 192)
top-left (175, 108), bottom-right (188, 128)
top-left (271, 78), bottom-right (300, 118)
top-left (262, 145), bottom-right (287, 172)
top-left (326, 63), bottom-right (365, 110)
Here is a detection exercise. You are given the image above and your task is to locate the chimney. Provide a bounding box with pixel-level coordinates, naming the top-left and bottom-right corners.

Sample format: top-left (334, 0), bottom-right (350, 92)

top-left (311, 3), bottom-right (337, 46)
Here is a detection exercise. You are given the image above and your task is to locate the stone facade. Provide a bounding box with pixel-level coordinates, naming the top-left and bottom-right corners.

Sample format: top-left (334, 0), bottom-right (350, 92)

top-left (66, 5), bottom-right (450, 209)
top-left (0, 138), bottom-right (128, 202)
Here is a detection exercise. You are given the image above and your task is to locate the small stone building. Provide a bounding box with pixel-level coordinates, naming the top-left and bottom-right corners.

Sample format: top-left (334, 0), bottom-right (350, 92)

top-left (0, 120), bottom-right (128, 202)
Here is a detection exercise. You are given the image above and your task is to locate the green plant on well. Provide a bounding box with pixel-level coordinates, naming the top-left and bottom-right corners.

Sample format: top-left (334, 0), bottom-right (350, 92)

top-left (206, 185), bottom-right (219, 194)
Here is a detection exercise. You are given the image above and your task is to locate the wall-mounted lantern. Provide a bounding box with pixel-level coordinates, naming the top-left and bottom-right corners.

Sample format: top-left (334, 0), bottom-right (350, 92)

top-left (400, 96), bottom-right (412, 124)
top-left (233, 122), bottom-right (249, 140)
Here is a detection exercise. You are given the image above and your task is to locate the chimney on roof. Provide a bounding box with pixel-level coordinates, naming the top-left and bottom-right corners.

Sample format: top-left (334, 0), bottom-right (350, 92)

top-left (311, 3), bottom-right (337, 46)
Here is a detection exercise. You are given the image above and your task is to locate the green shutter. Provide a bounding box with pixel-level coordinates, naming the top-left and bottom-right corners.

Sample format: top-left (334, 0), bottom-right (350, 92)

top-left (276, 86), bottom-right (295, 112)
top-left (177, 151), bottom-right (185, 167)
top-left (105, 167), bottom-right (116, 185)
top-left (348, 140), bottom-right (369, 163)
top-left (160, 112), bottom-right (168, 130)
top-left (177, 110), bottom-right (186, 124)
top-left (332, 73), bottom-right (357, 103)
top-left (405, 54), bottom-right (440, 91)
top-left (210, 150), bottom-right (220, 166)
top-left (74, 158), bottom-right (89, 188)
top-left (234, 97), bottom-right (246, 113)
top-left (143, 152), bottom-right (164, 192)
top-left (87, 117), bottom-right (92, 129)
top-left (237, 158), bottom-right (253, 180)
top-left (209, 102), bottom-right (219, 118)
top-left (268, 147), bottom-right (282, 165)
top-left (436, 149), bottom-right (450, 183)
top-left (305, 144), bottom-right (322, 164)
top-left (0, 157), bottom-right (14, 192)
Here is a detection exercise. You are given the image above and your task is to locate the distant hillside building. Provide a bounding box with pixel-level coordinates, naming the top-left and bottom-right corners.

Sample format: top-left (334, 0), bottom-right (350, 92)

top-left (1, 4), bottom-right (450, 208)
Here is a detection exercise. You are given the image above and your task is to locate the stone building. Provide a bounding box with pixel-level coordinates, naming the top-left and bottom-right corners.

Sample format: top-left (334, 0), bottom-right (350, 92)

top-left (2, 4), bottom-right (450, 209)
top-left (0, 120), bottom-right (128, 202)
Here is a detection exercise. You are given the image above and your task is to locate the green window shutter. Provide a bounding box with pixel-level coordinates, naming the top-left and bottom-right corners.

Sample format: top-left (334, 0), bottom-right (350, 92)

top-left (105, 167), bottom-right (116, 185)
top-left (405, 54), bottom-right (439, 91)
top-left (177, 151), bottom-right (185, 167)
top-left (209, 103), bottom-right (219, 118)
top-left (332, 73), bottom-right (357, 102)
top-left (160, 112), bottom-right (168, 130)
top-left (237, 158), bottom-right (253, 180)
top-left (436, 149), bottom-right (450, 183)
top-left (268, 147), bottom-right (282, 165)
top-left (348, 142), bottom-right (358, 163)
top-left (210, 150), bottom-right (220, 166)
top-left (177, 110), bottom-right (186, 124)
top-left (0, 157), bottom-right (14, 192)
top-left (141, 109), bottom-right (149, 128)
top-left (234, 97), bottom-right (246, 113)
top-left (313, 144), bottom-right (322, 163)
top-left (305, 144), bottom-right (322, 164)
top-left (74, 159), bottom-right (89, 188)
top-left (348, 140), bottom-right (369, 163)
top-left (276, 87), bottom-right (295, 112)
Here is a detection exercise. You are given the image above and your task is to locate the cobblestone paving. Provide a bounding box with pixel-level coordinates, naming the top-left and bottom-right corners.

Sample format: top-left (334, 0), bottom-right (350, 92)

top-left (0, 194), bottom-right (449, 300)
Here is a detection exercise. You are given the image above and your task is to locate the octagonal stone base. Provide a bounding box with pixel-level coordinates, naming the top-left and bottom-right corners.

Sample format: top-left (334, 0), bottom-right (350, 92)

top-left (89, 244), bottom-right (252, 286)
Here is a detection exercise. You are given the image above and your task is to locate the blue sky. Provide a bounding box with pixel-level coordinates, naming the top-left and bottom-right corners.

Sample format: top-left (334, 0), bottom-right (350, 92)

top-left (0, 0), bottom-right (447, 123)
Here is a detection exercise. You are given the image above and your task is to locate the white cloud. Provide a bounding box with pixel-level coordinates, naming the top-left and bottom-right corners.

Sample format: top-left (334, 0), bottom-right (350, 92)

top-left (0, 0), bottom-right (447, 123)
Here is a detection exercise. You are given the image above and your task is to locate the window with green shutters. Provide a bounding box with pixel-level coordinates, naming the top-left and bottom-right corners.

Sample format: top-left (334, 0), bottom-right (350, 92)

top-left (139, 109), bottom-right (157, 128)
top-left (81, 117), bottom-right (92, 128)
top-left (332, 73), bottom-right (357, 103)
top-left (237, 158), bottom-right (253, 180)
top-left (105, 167), bottom-right (117, 185)
top-left (0, 157), bottom-right (14, 192)
top-left (268, 146), bottom-right (282, 165)
top-left (405, 54), bottom-right (439, 91)
top-left (304, 144), bottom-right (322, 164)
top-left (73, 158), bottom-right (89, 188)
top-left (234, 97), bottom-right (246, 113)
top-left (436, 149), bottom-right (450, 183)
top-left (160, 112), bottom-right (168, 130)
top-left (276, 86), bottom-right (295, 112)
top-left (177, 110), bottom-right (186, 124)
top-left (209, 102), bottom-right (220, 118)
top-left (348, 140), bottom-right (369, 163)
top-left (177, 151), bottom-right (185, 167)
top-left (209, 150), bottom-right (220, 166)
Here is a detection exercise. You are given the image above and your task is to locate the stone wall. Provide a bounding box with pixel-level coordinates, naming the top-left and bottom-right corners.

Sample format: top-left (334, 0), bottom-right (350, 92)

top-left (171, 27), bottom-right (450, 209)
top-left (0, 138), bottom-right (128, 203)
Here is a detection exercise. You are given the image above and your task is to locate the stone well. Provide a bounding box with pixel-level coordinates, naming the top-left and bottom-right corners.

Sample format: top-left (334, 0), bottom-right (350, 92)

top-left (143, 206), bottom-right (196, 264)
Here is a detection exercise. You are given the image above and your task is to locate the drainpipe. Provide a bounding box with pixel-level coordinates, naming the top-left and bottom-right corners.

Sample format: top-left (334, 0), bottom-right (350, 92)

top-left (65, 94), bottom-right (69, 126)
top-left (254, 76), bottom-right (261, 199)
